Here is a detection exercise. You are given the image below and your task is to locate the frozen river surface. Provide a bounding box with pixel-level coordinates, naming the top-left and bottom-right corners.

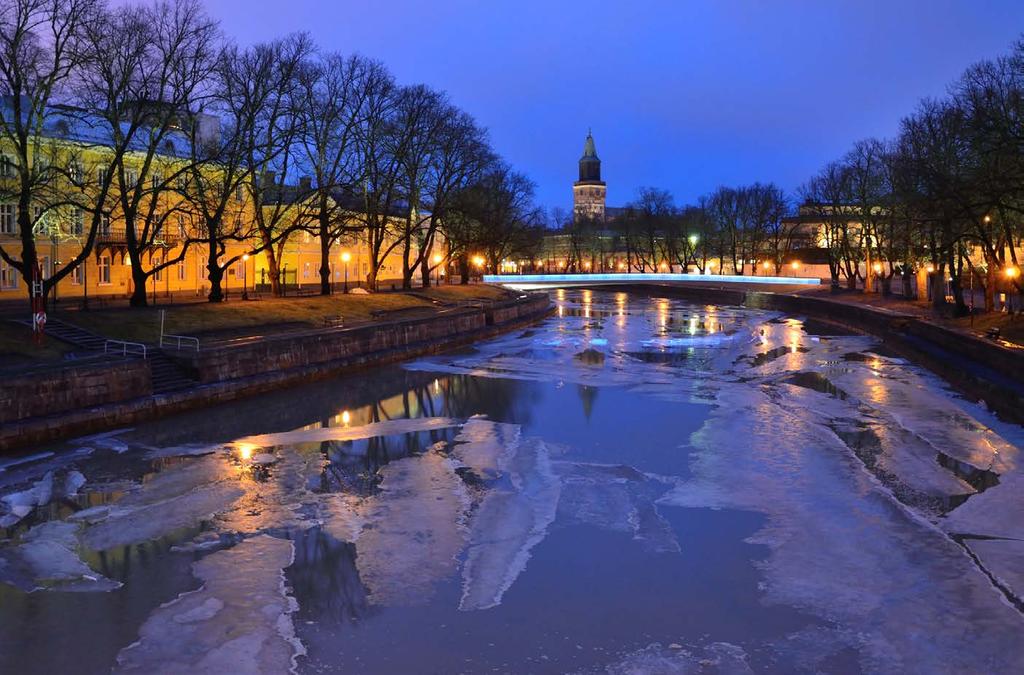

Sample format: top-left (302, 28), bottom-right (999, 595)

top-left (1, 290), bottom-right (1023, 674)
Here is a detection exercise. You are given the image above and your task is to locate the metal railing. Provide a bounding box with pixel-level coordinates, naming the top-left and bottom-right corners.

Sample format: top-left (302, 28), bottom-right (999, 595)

top-left (104, 339), bottom-right (147, 358)
top-left (159, 333), bottom-right (199, 351)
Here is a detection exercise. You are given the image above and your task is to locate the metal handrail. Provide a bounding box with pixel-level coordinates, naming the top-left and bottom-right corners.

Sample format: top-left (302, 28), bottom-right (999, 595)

top-left (159, 334), bottom-right (200, 351)
top-left (104, 339), bottom-right (147, 358)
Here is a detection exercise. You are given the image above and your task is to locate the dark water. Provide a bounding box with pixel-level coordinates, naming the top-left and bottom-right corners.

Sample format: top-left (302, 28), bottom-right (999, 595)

top-left (2, 290), bottom-right (1021, 674)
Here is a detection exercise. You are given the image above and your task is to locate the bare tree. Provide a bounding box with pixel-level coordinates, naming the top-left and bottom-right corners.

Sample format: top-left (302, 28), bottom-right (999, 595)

top-left (0, 0), bottom-right (99, 310)
top-left (297, 53), bottom-right (382, 294)
top-left (78, 0), bottom-right (218, 307)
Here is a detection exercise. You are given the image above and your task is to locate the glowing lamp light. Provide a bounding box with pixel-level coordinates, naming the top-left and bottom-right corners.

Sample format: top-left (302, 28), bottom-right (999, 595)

top-left (791, 261), bottom-right (800, 270)
top-left (340, 251), bottom-right (351, 263)
top-left (926, 264), bottom-right (935, 273)
top-left (341, 410), bottom-right (351, 426)
top-left (708, 260), bottom-right (717, 268)
top-left (761, 261), bottom-right (770, 269)
top-left (472, 255), bottom-right (485, 267)
top-left (432, 253), bottom-right (443, 265)
top-left (242, 253), bottom-right (249, 262)
top-left (1006, 267), bottom-right (1020, 279)
top-left (873, 263), bottom-right (882, 273)
top-left (984, 215), bottom-right (992, 223)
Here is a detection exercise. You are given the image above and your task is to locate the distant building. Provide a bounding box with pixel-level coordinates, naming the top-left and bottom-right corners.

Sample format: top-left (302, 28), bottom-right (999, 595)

top-left (572, 131), bottom-right (607, 222)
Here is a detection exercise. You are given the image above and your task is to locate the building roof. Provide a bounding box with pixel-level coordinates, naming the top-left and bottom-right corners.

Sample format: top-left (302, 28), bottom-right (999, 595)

top-left (580, 130), bottom-right (599, 161)
top-left (1, 98), bottom-right (192, 158)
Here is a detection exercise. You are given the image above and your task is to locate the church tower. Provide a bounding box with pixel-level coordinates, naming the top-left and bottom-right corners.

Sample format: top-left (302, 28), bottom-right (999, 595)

top-left (573, 130), bottom-right (606, 222)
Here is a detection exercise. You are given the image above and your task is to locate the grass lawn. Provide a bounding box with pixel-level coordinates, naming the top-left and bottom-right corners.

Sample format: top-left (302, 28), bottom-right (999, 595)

top-left (0, 321), bottom-right (74, 366)
top-left (50, 284), bottom-right (515, 344)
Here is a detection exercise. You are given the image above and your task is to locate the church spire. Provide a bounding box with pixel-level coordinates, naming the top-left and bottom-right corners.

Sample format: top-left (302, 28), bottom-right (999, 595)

top-left (582, 129), bottom-right (598, 160)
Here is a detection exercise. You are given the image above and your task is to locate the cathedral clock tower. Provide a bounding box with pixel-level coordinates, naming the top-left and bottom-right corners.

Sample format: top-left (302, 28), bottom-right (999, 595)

top-left (573, 130), bottom-right (606, 222)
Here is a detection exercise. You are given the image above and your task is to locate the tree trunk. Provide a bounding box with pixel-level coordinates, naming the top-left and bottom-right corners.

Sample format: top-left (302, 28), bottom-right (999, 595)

top-left (129, 263), bottom-right (149, 307)
top-left (930, 271), bottom-right (947, 309)
top-left (208, 264), bottom-right (225, 303)
top-left (319, 219), bottom-right (331, 296)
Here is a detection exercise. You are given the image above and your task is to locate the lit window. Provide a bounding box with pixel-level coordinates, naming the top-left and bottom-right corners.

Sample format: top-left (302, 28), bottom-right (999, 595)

top-left (98, 255), bottom-right (111, 285)
top-left (153, 256), bottom-right (162, 281)
top-left (0, 259), bottom-right (18, 289)
top-left (71, 265), bottom-right (82, 285)
top-left (0, 204), bottom-right (15, 234)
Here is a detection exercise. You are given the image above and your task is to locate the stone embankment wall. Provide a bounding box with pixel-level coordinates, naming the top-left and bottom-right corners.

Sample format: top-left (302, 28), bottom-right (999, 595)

top-left (0, 359), bottom-right (151, 425)
top-left (0, 293), bottom-right (552, 451)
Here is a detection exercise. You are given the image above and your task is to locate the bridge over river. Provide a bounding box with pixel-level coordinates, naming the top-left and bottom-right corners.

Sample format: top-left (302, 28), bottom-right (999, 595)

top-left (483, 272), bottom-right (823, 290)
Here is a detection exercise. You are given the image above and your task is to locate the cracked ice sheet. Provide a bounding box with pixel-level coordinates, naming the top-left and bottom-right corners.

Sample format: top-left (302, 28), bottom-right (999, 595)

top-left (0, 521), bottom-right (120, 592)
top-left (658, 382), bottom-right (1024, 673)
top-left (116, 534), bottom-right (303, 675)
top-left (821, 356), bottom-right (1022, 474)
top-left (78, 456), bottom-right (244, 551)
top-left (459, 437), bottom-right (561, 610)
top-left (554, 462), bottom-right (680, 554)
top-left (451, 417), bottom-right (521, 480)
top-left (354, 452), bottom-right (470, 606)
top-left (765, 382), bottom-right (973, 504)
top-left (231, 417), bottom-right (461, 448)
top-left (578, 641), bottom-right (753, 675)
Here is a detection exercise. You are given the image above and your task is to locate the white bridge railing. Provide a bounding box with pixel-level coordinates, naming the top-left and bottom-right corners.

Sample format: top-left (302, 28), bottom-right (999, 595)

top-left (158, 309), bottom-right (200, 351)
top-left (159, 334), bottom-right (200, 351)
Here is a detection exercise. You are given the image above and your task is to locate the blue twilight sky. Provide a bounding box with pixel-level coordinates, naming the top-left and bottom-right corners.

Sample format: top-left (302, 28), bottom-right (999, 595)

top-left (202, 0), bottom-right (1024, 212)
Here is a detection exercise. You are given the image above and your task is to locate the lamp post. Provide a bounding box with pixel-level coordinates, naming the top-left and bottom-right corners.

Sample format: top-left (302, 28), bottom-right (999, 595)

top-left (432, 252), bottom-right (443, 287)
top-left (341, 251), bottom-right (351, 293)
top-left (242, 253), bottom-right (249, 300)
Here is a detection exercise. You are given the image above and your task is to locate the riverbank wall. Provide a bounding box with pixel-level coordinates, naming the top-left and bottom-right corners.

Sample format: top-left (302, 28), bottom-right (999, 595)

top-left (611, 282), bottom-right (1024, 424)
top-left (0, 293), bottom-right (552, 452)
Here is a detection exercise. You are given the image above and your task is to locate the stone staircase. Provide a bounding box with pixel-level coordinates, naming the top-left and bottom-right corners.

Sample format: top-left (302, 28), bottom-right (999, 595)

top-left (14, 317), bottom-right (198, 394)
top-left (15, 317), bottom-right (108, 351)
top-left (148, 351), bottom-right (197, 393)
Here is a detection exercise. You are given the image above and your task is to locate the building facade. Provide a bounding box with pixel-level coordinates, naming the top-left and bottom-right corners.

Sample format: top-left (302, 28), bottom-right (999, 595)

top-left (0, 104), bottom-right (430, 306)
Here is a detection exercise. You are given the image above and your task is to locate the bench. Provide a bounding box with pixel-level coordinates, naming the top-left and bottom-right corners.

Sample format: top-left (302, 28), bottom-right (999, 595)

top-left (322, 315), bottom-right (344, 328)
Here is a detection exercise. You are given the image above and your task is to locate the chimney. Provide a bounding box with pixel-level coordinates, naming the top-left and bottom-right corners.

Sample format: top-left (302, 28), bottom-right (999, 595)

top-left (299, 176), bottom-right (312, 191)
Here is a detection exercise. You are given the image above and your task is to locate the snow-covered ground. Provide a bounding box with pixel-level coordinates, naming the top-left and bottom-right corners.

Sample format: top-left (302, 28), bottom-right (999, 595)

top-left (1, 289), bottom-right (1022, 674)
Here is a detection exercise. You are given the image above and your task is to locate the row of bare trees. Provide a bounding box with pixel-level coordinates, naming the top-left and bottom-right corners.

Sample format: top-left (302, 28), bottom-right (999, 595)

top-left (549, 183), bottom-right (798, 274)
top-left (0, 0), bottom-right (541, 308)
top-left (802, 37), bottom-right (1024, 314)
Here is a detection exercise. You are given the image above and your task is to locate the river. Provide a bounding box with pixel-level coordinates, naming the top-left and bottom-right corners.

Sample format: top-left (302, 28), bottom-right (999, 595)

top-left (1, 289), bottom-right (1022, 674)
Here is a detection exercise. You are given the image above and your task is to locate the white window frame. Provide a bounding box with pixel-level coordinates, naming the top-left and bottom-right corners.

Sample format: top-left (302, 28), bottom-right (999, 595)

top-left (0, 203), bottom-right (15, 234)
top-left (98, 255), bottom-right (111, 285)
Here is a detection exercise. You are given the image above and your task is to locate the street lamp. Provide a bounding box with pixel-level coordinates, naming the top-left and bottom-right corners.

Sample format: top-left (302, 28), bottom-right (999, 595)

top-left (340, 251), bottom-right (351, 293)
top-left (242, 253), bottom-right (249, 300)
top-left (432, 252), bottom-right (443, 286)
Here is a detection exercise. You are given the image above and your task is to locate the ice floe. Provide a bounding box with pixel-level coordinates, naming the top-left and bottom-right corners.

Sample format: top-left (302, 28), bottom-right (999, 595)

top-left (460, 437), bottom-right (561, 610)
top-left (115, 534), bottom-right (303, 674)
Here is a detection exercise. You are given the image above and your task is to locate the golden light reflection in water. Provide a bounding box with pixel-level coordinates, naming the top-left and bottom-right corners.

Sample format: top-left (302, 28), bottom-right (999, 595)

top-left (236, 443), bottom-right (256, 462)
